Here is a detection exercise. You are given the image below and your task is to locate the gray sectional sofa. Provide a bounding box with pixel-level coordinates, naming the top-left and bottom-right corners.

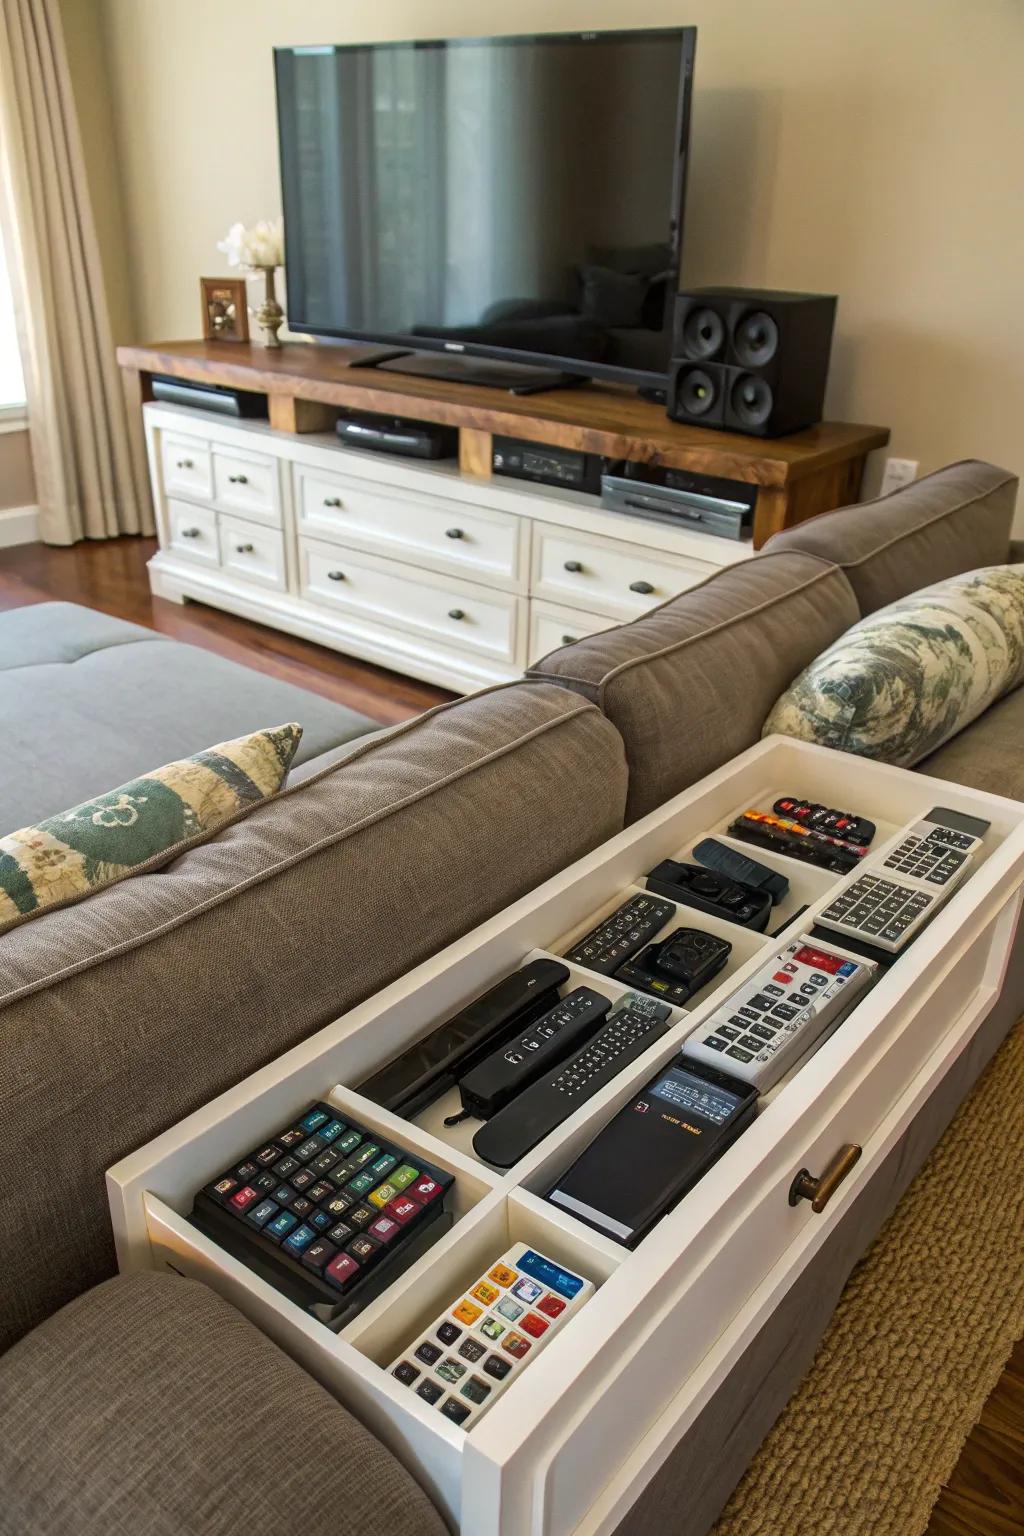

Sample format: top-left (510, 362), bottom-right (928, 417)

top-left (0, 458), bottom-right (1020, 1536)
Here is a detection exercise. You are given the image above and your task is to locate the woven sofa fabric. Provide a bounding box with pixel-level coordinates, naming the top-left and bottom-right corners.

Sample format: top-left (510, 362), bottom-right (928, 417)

top-left (0, 1272), bottom-right (448, 1536)
top-left (764, 460), bottom-right (1019, 615)
top-left (0, 599), bottom-right (162, 667)
top-left (528, 551), bottom-right (858, 823)
top-left (920, 683), bottom-right (1024, 799)
top-left (0, 683), bottom-right (627, 1350)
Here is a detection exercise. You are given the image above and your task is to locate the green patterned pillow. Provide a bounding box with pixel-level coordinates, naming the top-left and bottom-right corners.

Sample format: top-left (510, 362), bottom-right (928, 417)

top-left (0, 723), bottom-right (302, 933)
top-left (763, 564), bottom-right (1024, 766)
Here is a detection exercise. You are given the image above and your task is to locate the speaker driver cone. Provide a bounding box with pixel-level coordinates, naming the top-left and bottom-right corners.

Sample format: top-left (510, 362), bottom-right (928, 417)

top-left (677, 367), bottom-right (719, 418)
top-left (733, 310), bottom-right (779, 367)
top-left (730, 372), bottom-right (774, 428)
top-left (682, 306), bottom-right (725, 360)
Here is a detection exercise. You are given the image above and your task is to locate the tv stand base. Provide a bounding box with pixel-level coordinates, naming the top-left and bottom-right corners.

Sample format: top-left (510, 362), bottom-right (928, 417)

top-left (366, 347), bottom-right (589, 396)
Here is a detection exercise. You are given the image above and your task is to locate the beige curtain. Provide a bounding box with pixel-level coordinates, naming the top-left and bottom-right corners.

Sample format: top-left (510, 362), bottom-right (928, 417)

top-left (0, 0), bottom-right (152, 543)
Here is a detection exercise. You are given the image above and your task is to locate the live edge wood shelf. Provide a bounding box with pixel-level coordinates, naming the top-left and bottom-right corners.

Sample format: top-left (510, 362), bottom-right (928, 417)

top-left (118, 340), bottom-right (889, 548)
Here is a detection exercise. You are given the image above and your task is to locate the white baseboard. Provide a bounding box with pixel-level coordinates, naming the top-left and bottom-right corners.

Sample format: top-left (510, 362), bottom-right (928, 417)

top-left (0, 505), bottom-right (39, 547)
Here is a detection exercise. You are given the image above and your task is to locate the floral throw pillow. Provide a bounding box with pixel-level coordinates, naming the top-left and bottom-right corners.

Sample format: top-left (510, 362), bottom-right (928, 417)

top-left (763, 565), bottom-right (1024, 767)
top-left (0, 723), bottom-right (302, 933)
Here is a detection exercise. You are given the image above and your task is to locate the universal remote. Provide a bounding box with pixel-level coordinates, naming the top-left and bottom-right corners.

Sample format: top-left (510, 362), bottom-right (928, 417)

top-left (645, 859), bottom-right (773, 931)
top-left (454, 987), bottom-right (611, 1120)
top-left (389, 1246), bottom-right (594, 1428)
top-left (564, 894), bottom-right (675, 975)
top-left (692, 838), bottom-right (790, 903)
top-left (682, 935), bottom-right (877, 1090)
top-left (615, 927), bottom-right (732, 1006)
top-left (472, 992), bottom-right (673, 1168)
top-left (773, 798), bottom-right (876, 846)
top-left (729, 810), bottom-right (867, 874)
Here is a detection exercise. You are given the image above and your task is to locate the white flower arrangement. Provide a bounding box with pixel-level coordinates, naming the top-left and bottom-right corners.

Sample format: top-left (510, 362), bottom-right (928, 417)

top-left (217, 217), bottom-right (284, 271)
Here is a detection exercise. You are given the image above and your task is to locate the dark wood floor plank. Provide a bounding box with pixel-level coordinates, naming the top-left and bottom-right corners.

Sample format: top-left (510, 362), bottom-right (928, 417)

top-left (0, 536), bottom-right (455, 725)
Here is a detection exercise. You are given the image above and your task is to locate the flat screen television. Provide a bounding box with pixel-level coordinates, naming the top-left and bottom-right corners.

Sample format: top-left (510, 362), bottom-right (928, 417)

top-left (274, 28), bottom-right (696, 389)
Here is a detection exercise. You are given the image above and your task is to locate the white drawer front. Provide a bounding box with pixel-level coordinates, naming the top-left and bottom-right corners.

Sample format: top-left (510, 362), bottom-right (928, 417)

top-left (528, 599), bottom-right (613, 665)
top-left (532, 520), bottom-right (714, 619)
top-left (167, 499), bottom-right (218, 565)
top-left (296, 466), bottom-right (525, 588)
top-left (301, 537), bottom-right (522, 663)
top-left (213, 447), bottom-right (281, 525)
top-left (161, 433), bottom-right (212, 502)
top-left (218, 512), bottom-right (286, 591)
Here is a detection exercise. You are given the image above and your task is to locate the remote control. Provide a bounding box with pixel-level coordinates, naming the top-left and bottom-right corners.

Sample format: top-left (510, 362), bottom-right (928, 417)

top-left (773, 798), bottom-right (876, 846)
top-left (454, 987), bottom-right (611, 1120)
top-left (356, 958), bottom-right (569, 1117)
top-left (729, 810), bottom-right (868, 874)
top-left (682, 935), bottom-right (877, 1089)
top-left (191, 1102), bottom-right (454, 1325)
top-left (389, 1246), bottom-right (594, 1428)
top-left (645, 859), bottom-right (773, 931)
top-left (472, 992), bottom-right (673, 1168)
top-left (564, 894), bottom-right (675, 975)
top-left (615, 927), bottom-right (732, 1006)
top-left (692, 838), bottom-right (790, 903)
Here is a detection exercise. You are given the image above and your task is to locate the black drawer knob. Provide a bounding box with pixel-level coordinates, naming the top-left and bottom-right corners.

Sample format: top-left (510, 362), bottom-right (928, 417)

top-left (327, 570), bottom-right (345, 582)
top-left (630, 579), bottom-right (655, 595)
top-left (235, 542), bottom-right (254, 553)
top-left (564, 559), bottom-right (584, 573)
top-left (446, 527), bottom-right (464, 540)
top-left (448, 608), bottom-right (466, 621)
top-left (176, 459), bottom-right (194, 470)
top-left (561, 634), bottom-right (578, 645)
top-left (228, 473), bottom-right (249, 485)
top-left (181, 526), bottom-right (201, 538)
top-left (323, 496), bottom-right (343, 509)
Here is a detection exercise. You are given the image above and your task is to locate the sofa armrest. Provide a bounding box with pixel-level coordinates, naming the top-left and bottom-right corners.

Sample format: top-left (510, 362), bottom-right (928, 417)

top-left (0, 1272), bottom-right (448, 1536)
top-left (1010, 538), bottom-right (1024, 564)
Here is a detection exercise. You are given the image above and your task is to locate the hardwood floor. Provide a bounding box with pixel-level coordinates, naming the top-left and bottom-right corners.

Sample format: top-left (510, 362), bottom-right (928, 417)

top-left (927, 1337), bottom-right (1024, 1536)
top-left (0, 535), bottom-right (455, 725)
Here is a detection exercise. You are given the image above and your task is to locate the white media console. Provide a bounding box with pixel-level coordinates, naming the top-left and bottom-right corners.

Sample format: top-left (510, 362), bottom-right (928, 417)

top-left (142, 402), bottom-right (754, 693)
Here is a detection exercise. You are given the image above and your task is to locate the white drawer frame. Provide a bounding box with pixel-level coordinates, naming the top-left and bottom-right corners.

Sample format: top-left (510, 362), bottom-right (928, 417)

top-left (107, 738), bottom-right (1024, 1536)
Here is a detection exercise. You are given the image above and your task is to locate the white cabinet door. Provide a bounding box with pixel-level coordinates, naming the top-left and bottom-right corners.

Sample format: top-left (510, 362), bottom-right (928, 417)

top-left (212, 446), bottom-right (282, 526)
top-left (167, 499), bottom-right (218, 565)
top-left (218, 512), bottom-right (287, 591)
top-left (528, 601), bottom-right (615, 666)
top-left (161, 433), bottom-right (213, 503)
top-left (532, 521), bottom-right (714, 619)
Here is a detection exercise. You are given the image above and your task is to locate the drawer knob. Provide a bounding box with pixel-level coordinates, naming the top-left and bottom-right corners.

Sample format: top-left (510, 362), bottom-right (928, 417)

top-left (563, 559), bottom-right (584, 573)
top-left (181, 526), bottom-right (201, 538)
top-left (228, 473), bottom-right (249, 485)
top-left (327, 570), bottom-right (345, 582)
top-left (789, 1143), bottom-right (862, 1213)
top-left (176, 459), bottom-right (194, 470)
top-left (561, 634), bottom-right (578, 645)
top-left (323, 496), bottom-right (343, 509)
top-left (630, 579), bottom-right (655, 595)
top-left (446, 527), bottom-right (464, 540)
top-left (448, 608), bottom-right (466, 621)
top-left (235, 542), bottom-right (254, 554)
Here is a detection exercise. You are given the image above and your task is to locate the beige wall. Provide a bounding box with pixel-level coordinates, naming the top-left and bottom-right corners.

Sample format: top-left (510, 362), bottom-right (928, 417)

top-left (90, 0), bottom-right (1023, 519)
top-left (0, 429), bottom-right (35, 511)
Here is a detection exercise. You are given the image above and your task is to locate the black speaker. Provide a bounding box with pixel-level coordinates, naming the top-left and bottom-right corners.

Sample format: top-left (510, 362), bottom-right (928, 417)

top-left (668, 288), bottom-right (837, 437)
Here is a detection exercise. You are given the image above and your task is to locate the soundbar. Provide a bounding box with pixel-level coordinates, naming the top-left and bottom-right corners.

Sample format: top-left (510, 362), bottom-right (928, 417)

top-left (151, 375), bottom-right (269, 419)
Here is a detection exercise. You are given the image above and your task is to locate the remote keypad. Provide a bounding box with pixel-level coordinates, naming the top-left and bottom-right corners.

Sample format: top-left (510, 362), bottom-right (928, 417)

top-left (565, 894), bottom-right (675, 974)
top-left (389, 1246), bottom-right (594, 1429)
top-left (456, 987), bottom-right (611, 1119)
top-left (683, 935), bottom-right (877, 1089)
top-left (773, 798), bottom-right (876, 846)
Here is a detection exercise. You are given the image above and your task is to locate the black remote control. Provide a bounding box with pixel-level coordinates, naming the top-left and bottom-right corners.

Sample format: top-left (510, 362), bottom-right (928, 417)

top-left (645, 859), bottom-right (773, 932)
top-left (773, 798), bottom-right (876, 847)
top-left (454, 987), bottom-right (612, 1120)
top-left (564, 894), bottom-right (676, 975)
top-left (692, 838), bottom-right (789, 904)
top-left (615, 928), bottom-right (732, 1007)
top-left (473, 993), bottom-right (673, 1168)
top-left (356, 958), bottom-right (570, 1117)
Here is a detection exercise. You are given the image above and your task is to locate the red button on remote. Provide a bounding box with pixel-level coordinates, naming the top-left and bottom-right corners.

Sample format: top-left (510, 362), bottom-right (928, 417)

top-left (409, 1176), bottom-right (443, 1206)
top-left (773, 972), bottom-right (790, 984)
top-left (325, 1252), bottom-right (360, 1289)
top-left (384, 1195), bottom-right (421, 1225)
top-left (229, 1185), bottom-right (260, 1212)
top-left (369, 1215), bottom-right (401, 1244)
top-left (520, 1312), bottom-right (549, 1338)
top-left (537, 1294), bottom-right (565, 1318)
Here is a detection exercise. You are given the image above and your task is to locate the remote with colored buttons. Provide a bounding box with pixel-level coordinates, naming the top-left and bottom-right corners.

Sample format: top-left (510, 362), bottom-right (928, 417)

top-left (682, 935), bottom-right (877, 1090)
top-left (472, 992), bottom-right (673, 1168)
top-left (615, 927), bottom-right (731, 1007)
top-left (729, 810), bottom-right (868, 874)
top-left (389, 1246), bottom-right (594, 1428)
top-left (452, 987), bottom-right (612, 1121)
top-left (564, 894), bottom-right (676, 975)
top-left (772, 798), bottom-right (877, 847)
top-left (191, 1102), bottom-right (453, 1325)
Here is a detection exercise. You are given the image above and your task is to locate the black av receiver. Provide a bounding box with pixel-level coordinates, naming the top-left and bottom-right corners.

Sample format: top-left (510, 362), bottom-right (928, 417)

top-left (492, 436), bottom-right (608, 494)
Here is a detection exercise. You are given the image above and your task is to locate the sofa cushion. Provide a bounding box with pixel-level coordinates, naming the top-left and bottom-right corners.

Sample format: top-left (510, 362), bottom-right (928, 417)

top-left (765, 460), bottom-right (1019, 615)
top-left (0, 682), bottom-right (627, 1350)
top-left (0, 602), bottom-right (375, 830)
top-left (0, 1272), bottom-right (448, 1536)
top-left (918, 684), bottom-right (1024, 801)
top-left (528, 552), bottom-right (858, 823)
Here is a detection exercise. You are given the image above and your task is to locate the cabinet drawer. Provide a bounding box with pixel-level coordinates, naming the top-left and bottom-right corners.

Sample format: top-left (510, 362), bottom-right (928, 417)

top-left (167, 499), bottom-right (218, 565)
top-left (218, 513), bottom-right (286, 591)
top-left (161, 433), bottom-right (213, 502)
top-left (532, 520), bottom-right (714, 619)
top-left (296, 465), bottom-right (525, 588)
top-left (528, 599), bottom-right (613, 666)
top-left (213, 446), bottom-right (281, 526)
top-left (300, 537), bottom-right (523, 664)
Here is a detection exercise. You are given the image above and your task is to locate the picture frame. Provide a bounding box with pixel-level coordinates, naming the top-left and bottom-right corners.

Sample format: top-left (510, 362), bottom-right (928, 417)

top-left (200, 276), bottom-right (249, 343)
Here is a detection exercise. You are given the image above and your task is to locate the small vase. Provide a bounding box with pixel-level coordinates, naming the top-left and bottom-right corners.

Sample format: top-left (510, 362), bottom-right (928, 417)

top-left (256, 266), bottom-right (284, 349)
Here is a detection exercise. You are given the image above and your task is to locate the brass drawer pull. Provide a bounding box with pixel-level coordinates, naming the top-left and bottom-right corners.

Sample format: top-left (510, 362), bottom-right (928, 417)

top-left (323, 496), bottom-right (343, 509)
top-left (176, 458), bottom-right (194, 470)
top-left (235, 542), bottom-right (254, 554)
top-left (228, 473), bottom-right (249, 485)
top-left (180, 526), bottom-right (201, 539)
top-left (789, 1143), bottom-right (862, 1213)
top-left (327, 570), bottom-right (345, 582)
top-left (446, 527), bottom-right (464, 540)
top-left (448, 608), bottom-right (466, 621)
top-left (630, 579), bottom-right (655, 595)
top-left (564, 559), bottom-right (584, 573)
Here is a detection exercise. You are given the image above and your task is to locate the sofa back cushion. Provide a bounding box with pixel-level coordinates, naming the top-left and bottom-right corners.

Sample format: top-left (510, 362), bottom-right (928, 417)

top-left (0, 683), bottom-right (627, 1352)
top-left (765, 460), bottom-right (1018, 614)
top-left (528, 552), bottom-right (858, 823)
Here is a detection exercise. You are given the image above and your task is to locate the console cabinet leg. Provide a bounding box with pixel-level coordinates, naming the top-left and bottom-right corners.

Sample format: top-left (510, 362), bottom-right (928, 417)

top-left (269, 395), bottom-right (338, 434)
top-left (753, 455), bottom-right (867, 547)
top-left (460, 428), bottom-right (493, 478)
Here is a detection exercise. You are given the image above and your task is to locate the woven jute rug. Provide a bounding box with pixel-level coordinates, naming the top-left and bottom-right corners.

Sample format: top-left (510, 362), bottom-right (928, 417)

top-left (712, 1017), bottom-right (1024, 1536)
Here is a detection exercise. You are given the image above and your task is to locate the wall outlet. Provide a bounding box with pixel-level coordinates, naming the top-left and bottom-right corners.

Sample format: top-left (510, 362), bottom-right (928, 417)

top-left (879, 457), bottom-right (919, 496)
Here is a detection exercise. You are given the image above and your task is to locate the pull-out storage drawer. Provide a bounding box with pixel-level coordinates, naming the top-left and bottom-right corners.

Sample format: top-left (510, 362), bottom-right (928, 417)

top-left (532, 521), bottom-right (715, 619)
top-left (300, 536), bottom-right (524, 665)
top-left (161, 433), bottom-right (213, 503)
top-left (528, 600), bottom-right (614, 666)
top-left (295, 464), bottom-right (526, 589)
top-left (167, 499), bottom-right (218, 565)
top-left (219, 512), bottom-right (287, 591)
top-left (213, 446), bottom-right (282, 526)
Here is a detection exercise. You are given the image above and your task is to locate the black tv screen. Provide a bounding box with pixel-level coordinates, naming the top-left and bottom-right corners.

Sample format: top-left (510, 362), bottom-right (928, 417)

top-left (275, 29), bottom-right (696, 385)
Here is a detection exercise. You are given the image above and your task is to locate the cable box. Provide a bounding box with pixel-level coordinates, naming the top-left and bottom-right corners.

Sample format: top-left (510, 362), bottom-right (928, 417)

top-left (336, 410), bottom-right (457, 460)
top-left (601, 465), bottom-right (755, 541)
top-left (151, 375), bottom-right (269, 419)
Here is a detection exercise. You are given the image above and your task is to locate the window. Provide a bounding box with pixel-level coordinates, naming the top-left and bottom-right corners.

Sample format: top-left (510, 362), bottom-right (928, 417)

top-left (0, 226), bottom-right (26, 414)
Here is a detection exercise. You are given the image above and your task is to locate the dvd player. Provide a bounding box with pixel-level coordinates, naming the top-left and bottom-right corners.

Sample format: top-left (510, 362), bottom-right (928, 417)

top-left (335, 410), bottom-right (457, 460)
top-left (601, 464), bottom-right (755, 541)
